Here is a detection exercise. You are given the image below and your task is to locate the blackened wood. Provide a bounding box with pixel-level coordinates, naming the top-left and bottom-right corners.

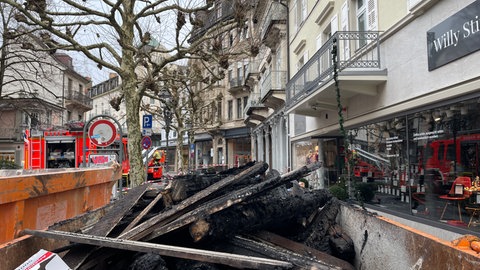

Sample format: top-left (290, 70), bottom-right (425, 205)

top-left (120, 191), bottom-right (163, 234)
top-left (155, 164), bottom-right (321, 243)
top-left (22, 229), bottom-right (293, 270)
top-left (229, 234), bottom-right (343, 270)
top-left (252, 231), bottom-right (355, 270)
top-left (119, 161), bottom-right (268, 241)
top-left (170, 161), bottom-right (258, 202)
top-left (187, 188), bottom-right (333, 243)
top-left (328, 223), bottom-right (355, 263)
top-left (62, 183), bottom-right (151, 269)
top-left (144, 170), bottom-right (282, 241)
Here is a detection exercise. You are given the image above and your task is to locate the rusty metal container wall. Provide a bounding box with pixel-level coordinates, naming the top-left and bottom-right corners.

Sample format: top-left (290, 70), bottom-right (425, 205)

top-left (338, 204), bottom-right (480, 269)
top-left (0, 167), bottom-right (121, 245)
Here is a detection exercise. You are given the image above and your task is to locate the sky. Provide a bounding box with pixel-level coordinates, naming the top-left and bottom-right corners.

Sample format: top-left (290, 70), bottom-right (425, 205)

top-left (53, 0), bottom-right (203, 86)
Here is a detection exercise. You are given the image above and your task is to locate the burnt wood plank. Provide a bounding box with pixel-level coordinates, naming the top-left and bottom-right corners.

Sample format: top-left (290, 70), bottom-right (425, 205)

top-left (230, 234), bottom-right (346, 270)
top-left (120, 191), bottom-right (163, 234)
top-left (119, 161), bottom-right (269, 241)
top-left (22, 229), bottom-right (293, 270)
top-left (145, 170), bottom-right (282, 241)
top-left (251, 231), bottom-right (355, 270)
top-left (144, 164), bottom-right (320, 241)
top-left (62, 183), bottom-right (151, 269)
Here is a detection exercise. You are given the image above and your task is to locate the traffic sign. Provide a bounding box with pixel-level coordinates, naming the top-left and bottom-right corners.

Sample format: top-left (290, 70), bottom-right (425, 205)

top-left (142, 129), bottom-right (152, 136)
top-left (143, 115), bottom-right (153, 129)
top-left (88, 119), bottom-right (117, 147)
top-left (141, 136), bottom-right (152, 149)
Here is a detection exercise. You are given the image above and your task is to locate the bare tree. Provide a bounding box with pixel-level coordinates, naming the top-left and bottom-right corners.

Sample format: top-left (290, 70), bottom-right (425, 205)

top-left (0, 3), bottom-right (68, 133)
top-left (1, 0), bottom-right (257, 186)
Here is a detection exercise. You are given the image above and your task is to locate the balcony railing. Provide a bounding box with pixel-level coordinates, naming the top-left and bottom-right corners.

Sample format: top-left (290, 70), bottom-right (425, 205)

top-left (190, 2), bottom-right (235, 41)
top-left (286, 31), bottom-right (381, 109)
top-left (261, 70), bottom-right (287, 101)
top-left (261, 1), bottom-right (287, 41)
top-left (0, 127), bottom-right (21, 140)
top-left (229, 76), bottom-right (244, 91)
top-left (243, 92), bottom-right (262, 116)
top-left (245, 60), bottom-right (260, 82)
top-left (66, 91), bottom-right (93, 108)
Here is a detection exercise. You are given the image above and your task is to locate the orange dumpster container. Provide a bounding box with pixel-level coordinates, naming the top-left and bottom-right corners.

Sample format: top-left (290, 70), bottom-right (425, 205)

top-left (0, 166), bottom-right (121, 245)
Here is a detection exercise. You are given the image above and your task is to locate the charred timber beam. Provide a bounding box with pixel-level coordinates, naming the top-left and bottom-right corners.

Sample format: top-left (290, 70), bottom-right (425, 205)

top-left (62, 183), bottom-right (151, 269)
top-left (230, 235), bottom-right (343, 270)
top-left (146, 170), bottom-right (282, 241)
top-left (22, 229), bottom-right (293, 270)
top-left (251, 231), bottom-right (355, 270)
top-left (119, 161), bottom-right (269, 241)
top-left (120, 191), bottom-right (163, 234)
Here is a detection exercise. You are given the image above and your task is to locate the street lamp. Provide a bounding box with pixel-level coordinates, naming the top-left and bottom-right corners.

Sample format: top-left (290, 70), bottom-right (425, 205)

top-left (163, 108), bottom-right (172, 172)
top-left (159, 88), bottom-right (172, 172)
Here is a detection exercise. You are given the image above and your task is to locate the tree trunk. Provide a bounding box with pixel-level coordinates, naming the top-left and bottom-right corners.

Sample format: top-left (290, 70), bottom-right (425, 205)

top-left (120, 2), bottom-right (144, 187)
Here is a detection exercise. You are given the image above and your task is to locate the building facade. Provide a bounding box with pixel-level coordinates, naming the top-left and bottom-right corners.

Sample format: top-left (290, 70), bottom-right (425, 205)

top-left (282, 0), bottom-right (480, 233)
top-left (0, 30), bottom-right (91, 168)
top-left (189, 0), bottom-right (255, 171)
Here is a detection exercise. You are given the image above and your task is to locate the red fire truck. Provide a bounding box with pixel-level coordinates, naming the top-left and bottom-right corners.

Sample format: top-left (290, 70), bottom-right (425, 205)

top-left (423, 133), bottom-right (480, 179)
top-left (23, 123), bottom-right (163, 181)
top-left (24, 127), bottom-right (95, 170)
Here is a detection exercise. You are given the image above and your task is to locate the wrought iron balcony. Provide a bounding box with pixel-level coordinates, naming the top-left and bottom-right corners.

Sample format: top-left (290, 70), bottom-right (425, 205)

top-left (245, 60), bottom-right (260, 83)
top-left (65, 91), bottom-right (93, 111)
top-left (244, 92), bottom-right (268, 128)
top-left (228, 76), bottom-right (245, 94)
top-left (261, 1), bottom-right (287, 47)
top-left (286, 31), bottom-right (383, 112)
top-left (260, 70), bottom-right (287, 110)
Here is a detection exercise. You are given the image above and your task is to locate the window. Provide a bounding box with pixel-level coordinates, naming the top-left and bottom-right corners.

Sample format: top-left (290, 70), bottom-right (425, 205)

top-left (237, 66), bottom-right (242, 82)
top-left (229, 30), bottom-right (235, 47)
top-left (68, 78), bottom-right (73, 97)
top-left (46, 110), bottom-right (52, 125)
top-left (237, 98), bottom-right (242, 119)
top-left (228, 100), bottom-right (233, 120)
top-left (79, 84), bottom-right (83, 93)
top-left (243, 96), bottom-right (248, 110)
top-left (292, 0), bottom-right (307, 32)
top-left (217, 100), bottom-right (222, 121)
top-left (216, 2), bottom-right (222, 19)
top-left (357, 0), bottom-right (377, 35)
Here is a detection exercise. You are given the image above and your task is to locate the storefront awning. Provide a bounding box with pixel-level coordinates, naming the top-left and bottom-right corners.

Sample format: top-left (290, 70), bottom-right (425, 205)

top-left (194, 133), bottom-right (212, 142)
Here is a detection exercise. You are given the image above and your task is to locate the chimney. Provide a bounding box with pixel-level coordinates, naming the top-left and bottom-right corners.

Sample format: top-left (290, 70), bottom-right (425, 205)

top-left (54, 53), bottom-right (73, 69)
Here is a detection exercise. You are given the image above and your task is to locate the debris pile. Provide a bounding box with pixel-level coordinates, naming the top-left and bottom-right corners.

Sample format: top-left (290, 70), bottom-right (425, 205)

top-left (24, 161), bottom-right (356, 270)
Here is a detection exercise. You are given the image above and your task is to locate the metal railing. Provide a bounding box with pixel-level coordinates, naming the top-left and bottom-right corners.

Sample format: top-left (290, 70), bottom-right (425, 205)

top-left (261, 70), bottom-right (287, 101)
top-left (261, 1), bottom-right (287, 40)
top-left (286, 31), bottom-right (381, 109)
top-left (243, 92), bottom-right (262, 116)
top-left (66, 91), bottom-right (93, 107)
top-left (229, 76), bottom-right (244, 89)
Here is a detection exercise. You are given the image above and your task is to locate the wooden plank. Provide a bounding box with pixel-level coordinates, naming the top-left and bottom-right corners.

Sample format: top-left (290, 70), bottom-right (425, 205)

top-left (62, 183), bottom-right (151, 269)
top-left (251, 231), bottom-right (355, 270)
top-left (119, 161), bottom-right (269, 241)
top-left (144, 163), bottom-right (319, 241)
top-left (22, 229), bottom-right (293, 270)
top-left (230, 234), bottom-right (347, 270)
top-left (120, 191), bottom-right (163, 234)
top-left (144, 171), bottom-right (282, 241)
